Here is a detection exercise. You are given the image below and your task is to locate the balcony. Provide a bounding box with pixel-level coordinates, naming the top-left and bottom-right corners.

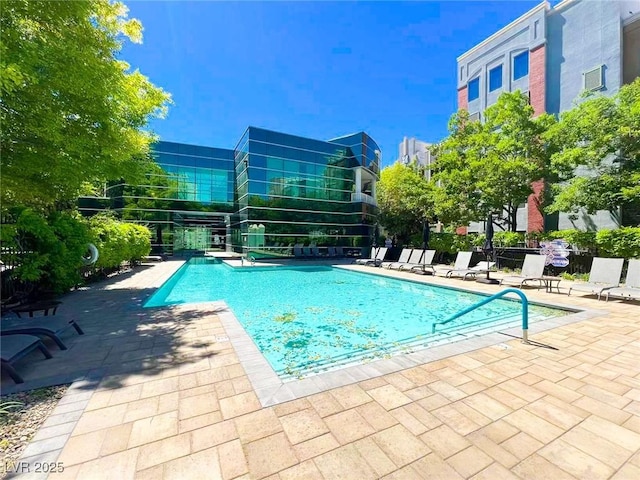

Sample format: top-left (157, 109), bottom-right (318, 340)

top-left (351, 192), bottom-right (377, 207)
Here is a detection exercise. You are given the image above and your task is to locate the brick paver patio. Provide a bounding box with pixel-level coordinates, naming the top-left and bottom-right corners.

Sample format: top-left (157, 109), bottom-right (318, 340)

top-left (2, 260), bottom-right (639, 479)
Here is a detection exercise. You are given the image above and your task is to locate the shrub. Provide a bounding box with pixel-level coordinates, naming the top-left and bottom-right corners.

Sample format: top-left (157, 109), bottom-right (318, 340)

top-left (0, 208), bottom-right (90, 293)
top-left (89, 214), bottom-right (151, 268)
top-left (493, 231), bottom-right (523, 247)
top-left (595, 227), bottom-right (640, 258)
top-left (538, 228), bottom-right (640, 257)
top-left (125, 224), bottom-right (152, 264)
top-left (540, 229), bottom-right (597, 251)
top-left (429, 233), bottom-right (454, 253)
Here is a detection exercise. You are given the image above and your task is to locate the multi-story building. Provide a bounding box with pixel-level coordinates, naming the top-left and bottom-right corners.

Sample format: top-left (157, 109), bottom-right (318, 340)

top-left (397, 137), bottom-right (435, 180)
top-left (456, 0), bottom-right (640, 232)
top-left (79, 128), bottom-right (380, 257)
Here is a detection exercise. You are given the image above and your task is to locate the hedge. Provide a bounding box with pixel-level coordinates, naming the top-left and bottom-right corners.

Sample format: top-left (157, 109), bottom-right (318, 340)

top-left (1, 209), bottom-right (152, 294)
top-left (410, 227), bottom-right (640, 259)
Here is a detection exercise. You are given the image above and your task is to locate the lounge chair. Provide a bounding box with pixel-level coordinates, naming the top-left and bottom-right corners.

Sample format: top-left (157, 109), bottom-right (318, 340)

top-left (604, 259), bottom-right (640, 301)
top-left (448, 261), bottom-right (497, 280)
top-left (409, 250), bottom-right (438, 273)
top-left (433, 251), bottom-right (473, 277)
top-left (293, 244), bottom-right (305, 258)
top-left (389, 249), bottom-right (423, 270)
top-left (362, 247), bottom-right (388, 267)
top-left (1, 334), bottom-right (53, 384)
top-left (381, 248), bottom-right (412, 269)
top-left (0, 316), bottom-right (84, 350)
top-left (500, 254), bottom-right (547, 288)
top-left (354, 247), bottom-right (379, 265)
top-left (568, 257), bottom-right (624, 300)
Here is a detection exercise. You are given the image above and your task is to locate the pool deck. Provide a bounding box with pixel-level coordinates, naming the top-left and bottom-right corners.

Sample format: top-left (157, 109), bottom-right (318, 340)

top-left (2, 259), bottom-right (640, 479)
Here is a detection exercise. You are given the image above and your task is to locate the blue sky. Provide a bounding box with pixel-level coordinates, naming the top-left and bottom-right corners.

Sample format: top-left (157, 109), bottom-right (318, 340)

top-left (122, 1), bottom-right (549, 167)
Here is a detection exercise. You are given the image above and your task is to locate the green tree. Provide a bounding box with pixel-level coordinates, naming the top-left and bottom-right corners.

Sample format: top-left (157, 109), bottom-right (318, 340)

top-left (376, 162), bottom-right (434, 244)
top-left (1, 0), bottom-right (171, 211)
top-left (546, 79), bottom-right (640, 225)
top-left (433, 91), bottom-right (555, 231)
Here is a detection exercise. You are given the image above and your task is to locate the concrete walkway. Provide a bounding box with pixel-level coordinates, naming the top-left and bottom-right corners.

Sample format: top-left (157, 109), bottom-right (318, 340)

top-left (2, 260), bottom-right (640, 479)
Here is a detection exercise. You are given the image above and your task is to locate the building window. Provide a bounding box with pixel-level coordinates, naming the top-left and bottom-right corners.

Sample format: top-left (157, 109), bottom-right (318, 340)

top-left (584, 65), bottom-right (604, 91)
top-left (513, 51), bottom-right (529, 80)
top-left (489, 65), bottom-right (503, 92)
top-left (468, 77), bottom-right (480, 101)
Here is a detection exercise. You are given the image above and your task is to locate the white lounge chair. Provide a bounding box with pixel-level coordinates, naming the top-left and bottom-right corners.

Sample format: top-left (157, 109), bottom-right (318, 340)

top-left (366, 247), bottom-right (388, 266)
top-left (381, 248), bottom-right (412, 269)
top-left (388, 249), bottom-right (423, 270)
top-left (400, 250), bottom-right (435, 271)
top-left (500, 254), bottom-right (547, 289)
top-left (449, 261), bottom-right (497, 280)
top-left (433, 251), bottom-right (473, 277)
top-left (568, 257), bottom-right (624, 300)
top-left (604, 259), bottom-right (640, 302)
top-left (354, 247), bottom-right (378, 265)
top-left (409, 250), bottom-right (439, 274)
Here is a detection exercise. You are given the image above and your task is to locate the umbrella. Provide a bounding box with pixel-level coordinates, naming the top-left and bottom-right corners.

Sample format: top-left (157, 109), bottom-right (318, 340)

top-left (483, 215), bottom-right (494, 260)
top-left (422, 220), bottom-right (430, 250)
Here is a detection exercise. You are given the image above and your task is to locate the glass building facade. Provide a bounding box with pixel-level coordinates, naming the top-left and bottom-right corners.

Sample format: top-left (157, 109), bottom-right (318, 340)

top-left (79, 128), bottom-right (380, 257)
top-left (80, 141), bottom-right (235, 256)
top-left (233, 127), bottom-right (379, 257)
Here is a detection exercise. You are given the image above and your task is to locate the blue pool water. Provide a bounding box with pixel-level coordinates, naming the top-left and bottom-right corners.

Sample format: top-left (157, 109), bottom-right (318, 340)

top-left (145, 258), bottom-right (566, 378)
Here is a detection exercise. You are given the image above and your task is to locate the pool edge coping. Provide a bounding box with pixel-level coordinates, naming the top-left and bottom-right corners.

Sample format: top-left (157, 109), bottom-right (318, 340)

top-left (216, 300), bottom-right (606, 408)
top-left (143, 260), bottom-right (608, 407)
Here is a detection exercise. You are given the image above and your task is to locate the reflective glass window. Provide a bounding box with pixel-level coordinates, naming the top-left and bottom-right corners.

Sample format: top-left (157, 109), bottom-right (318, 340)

top-left (513, 51), bottom-right (529, 80)
top-left (468, 77), bottom-right (480, 101)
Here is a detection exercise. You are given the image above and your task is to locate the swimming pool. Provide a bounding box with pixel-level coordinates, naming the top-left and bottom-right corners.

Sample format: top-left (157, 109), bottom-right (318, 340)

top-left (145, 258), bottom-right (567, 378)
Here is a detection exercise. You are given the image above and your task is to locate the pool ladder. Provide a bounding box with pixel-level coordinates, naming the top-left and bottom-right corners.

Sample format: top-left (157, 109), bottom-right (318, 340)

top-left (431, 288), bottom-right (530, 344)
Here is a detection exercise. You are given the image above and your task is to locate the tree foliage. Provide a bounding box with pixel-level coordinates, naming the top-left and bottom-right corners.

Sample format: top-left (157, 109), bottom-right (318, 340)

top-left (546, 78), bottom-right (640, 221)
top-left (0, 0), bottom-right (171, 210)
top-left (376, 162), bottom-right (434, 243)
top-left (433, 92), bottom-right (556, 231)
top-left (1, 208), bottom-right (152, 293)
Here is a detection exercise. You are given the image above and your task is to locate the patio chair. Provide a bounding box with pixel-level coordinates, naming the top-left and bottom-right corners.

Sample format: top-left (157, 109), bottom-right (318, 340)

top-left (604, 259), bottom-right (640, 302)
top-left (0, 316), bottom-right (85, 350)
top-left (409, 250), bottom-right (439, 274)
top-left (500, 254), bottom-right (547, 289)
top-left (389, 249), bottom-right (423, 270)
top-left (354, 247), bottom-right (379, 265)
top-left (362, 247), bottom-right (388, 267)
top-left (568, 257), bottom-right (624, 300)
top-left (448, 261), bottom-right (497, 280)
top-left (293, 244), bottom-right (305, 258)
top-left (311, 246), bottom-right (326, 258)
top-left (433, 251), bottom-right (473, 277)
top-left (1, 334), bottom-right (53, 384)
top-left (381, 248), bottom-right (412, 269)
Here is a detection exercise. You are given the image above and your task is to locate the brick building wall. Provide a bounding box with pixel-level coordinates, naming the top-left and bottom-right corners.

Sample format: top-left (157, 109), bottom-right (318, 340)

top-left (457, 86), bottom-right (468, 111)
top-left (527, 44), bottom-right (547, 233)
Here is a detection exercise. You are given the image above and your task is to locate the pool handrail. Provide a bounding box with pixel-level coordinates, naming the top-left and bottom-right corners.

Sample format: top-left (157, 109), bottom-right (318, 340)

top-left (431, 288), bottom-right (530, 343)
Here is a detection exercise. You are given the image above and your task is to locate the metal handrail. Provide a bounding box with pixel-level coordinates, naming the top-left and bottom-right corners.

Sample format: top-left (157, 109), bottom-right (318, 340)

top-left (431, 288), bottom-right (530, 344)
